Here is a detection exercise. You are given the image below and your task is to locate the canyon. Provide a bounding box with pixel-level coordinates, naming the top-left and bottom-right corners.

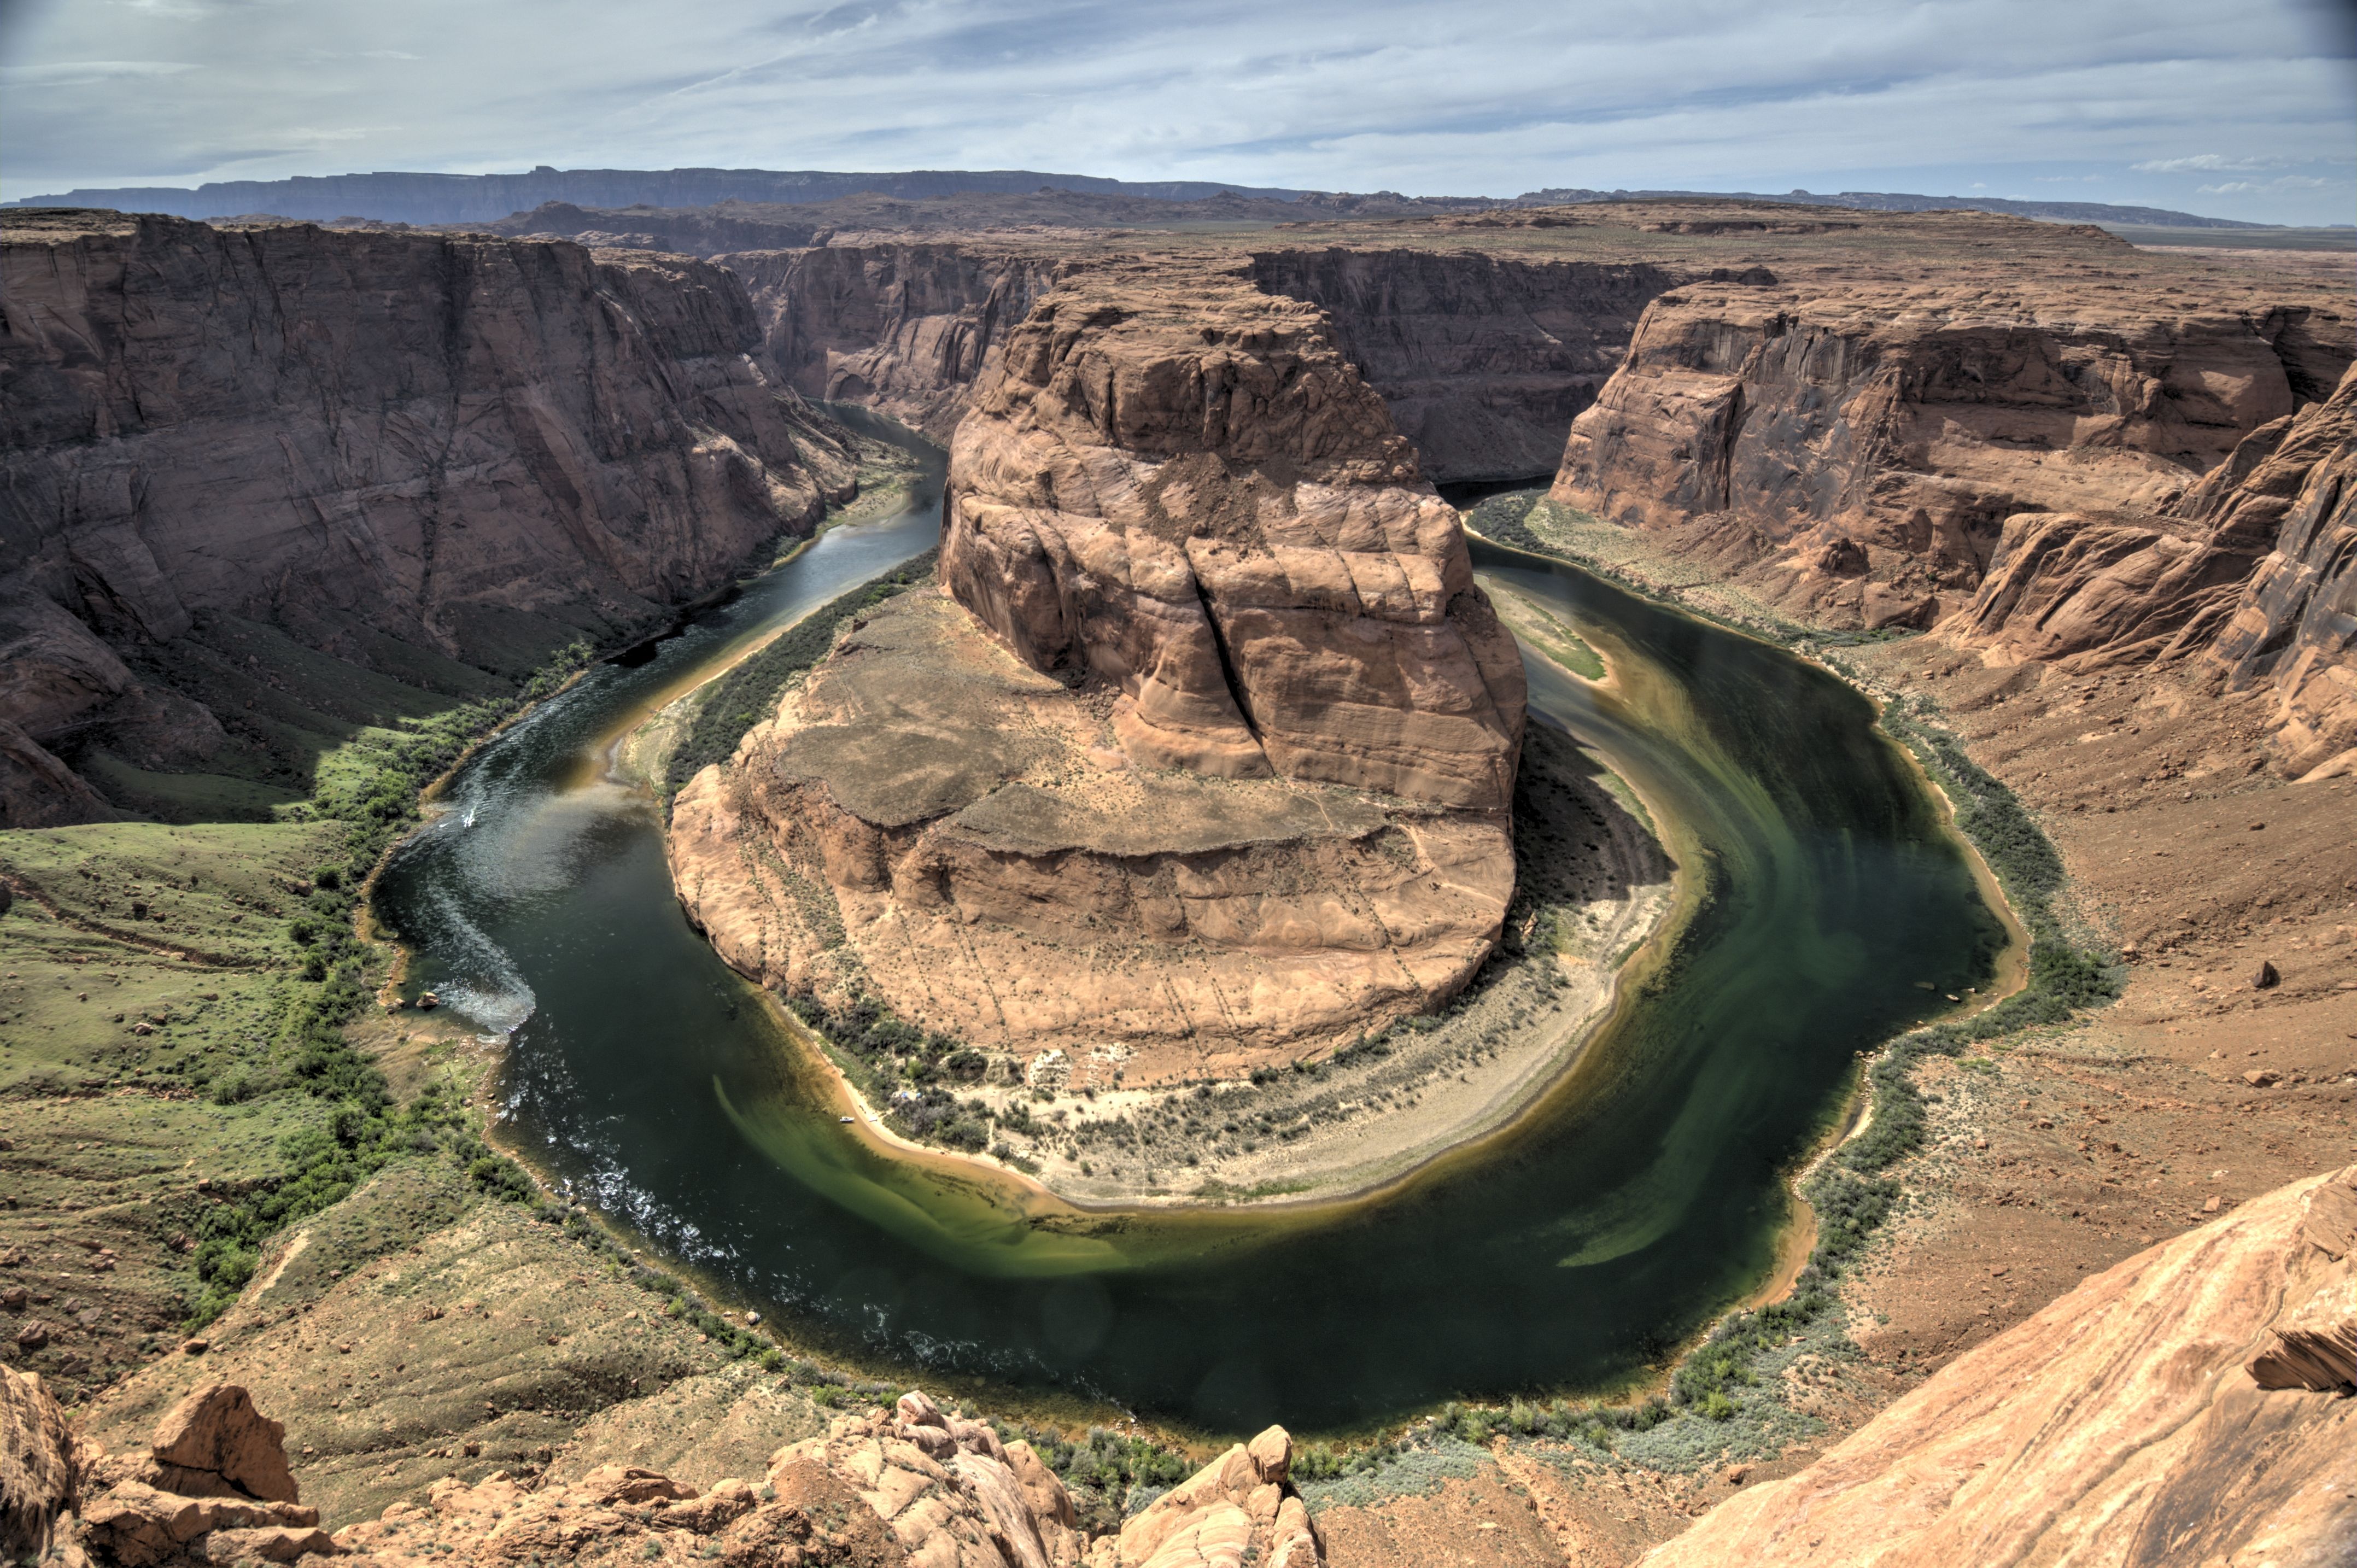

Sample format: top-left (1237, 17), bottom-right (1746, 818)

top-left (2, 190), bottom-right (2354, 1567)
top-left (1, 209), bottom-right (863, 829)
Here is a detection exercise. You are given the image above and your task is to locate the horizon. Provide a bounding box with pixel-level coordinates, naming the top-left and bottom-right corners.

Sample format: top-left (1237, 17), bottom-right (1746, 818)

top-left (2, 0), bottom-right (2352, 227)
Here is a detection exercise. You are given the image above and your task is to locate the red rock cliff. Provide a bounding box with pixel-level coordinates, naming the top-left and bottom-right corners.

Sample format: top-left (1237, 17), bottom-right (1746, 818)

top-left (0, 211), bottom-right (857, 823)
top-left (1551, 273), bottom-right (2349, 628)
top-left (1949, 360), bottom-right (2357, 777)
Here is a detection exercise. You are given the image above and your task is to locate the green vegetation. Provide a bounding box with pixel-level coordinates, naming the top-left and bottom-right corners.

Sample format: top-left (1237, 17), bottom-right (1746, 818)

top-left (178, 648), bottom-right (605, 1324)
top-left (783, 992), bottom-right (1006, 1154)
top-left (663, 551), bottom-right (938, 801)
top-left (987, 1421), bottom-right (1196, 1532)
top-left (0, 640), bottom-right (601, 1341)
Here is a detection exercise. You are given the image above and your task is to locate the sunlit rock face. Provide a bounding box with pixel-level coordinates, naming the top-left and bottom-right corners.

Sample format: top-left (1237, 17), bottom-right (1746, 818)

top-left (671, 270), bottom-right (1527, 1073)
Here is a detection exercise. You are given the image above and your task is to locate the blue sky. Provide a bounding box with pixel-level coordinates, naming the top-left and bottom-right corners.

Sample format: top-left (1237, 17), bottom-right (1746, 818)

top-left (2, 0), bottom-right (2351, 223)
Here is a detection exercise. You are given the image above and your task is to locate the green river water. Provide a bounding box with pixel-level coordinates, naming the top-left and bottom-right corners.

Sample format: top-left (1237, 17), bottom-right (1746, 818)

top-left (373, 475), bottom-right (2008, 1435)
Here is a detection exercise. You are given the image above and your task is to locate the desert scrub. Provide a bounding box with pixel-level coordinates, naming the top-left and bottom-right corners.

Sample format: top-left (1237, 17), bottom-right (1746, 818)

top-left (985, 1421), bottom-right (1195, 1534)
top-left (783, 992), bottom-right (1012, 1155)
top-left (180, 644), bottom-right (603, 1325)
top-left (663, 551), bottom-right (938, 801)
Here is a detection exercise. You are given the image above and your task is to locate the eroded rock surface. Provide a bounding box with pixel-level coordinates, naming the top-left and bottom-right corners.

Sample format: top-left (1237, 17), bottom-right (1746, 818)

top-left (1949, 360), bottom-right (2357, 776)
top-left (1248, 248), bottom-right (1687, 482)
top-left (1641, 1165), bottom-right (2357, 1567)
top-left (1551, 267), bottom-right (2351, 629)
top-left (0, 210), bottom-right (858, 819)
top-left (322, 1394), bottom-right (1320, 1568)
top-left (671, 273), bottom-right (1524, 1069)
top-left (66, 1382), bottom-right (329, 1566)
top-left (732, 243), bottom-right (1069, 441)
top-left (1, 1367), bottom-right (79, 1560)
top-left (942, 274), bottom-right (1524, 808)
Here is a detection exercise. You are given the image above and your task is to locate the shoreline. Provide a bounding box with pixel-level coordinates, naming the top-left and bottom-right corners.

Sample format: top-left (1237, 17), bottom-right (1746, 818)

top-left (1470, 522), bottom-right (2044, 1340)
top-left (628, 584), bottom-right (1689, 1218)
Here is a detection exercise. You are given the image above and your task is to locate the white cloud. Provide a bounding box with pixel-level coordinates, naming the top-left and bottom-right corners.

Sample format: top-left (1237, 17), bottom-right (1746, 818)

top-left (0, 60), bottom-right (199, 87)
top-left (2133, 153), bottom-right (2283, 172)
top-left (2199, 174), bottom-right (2330, 192)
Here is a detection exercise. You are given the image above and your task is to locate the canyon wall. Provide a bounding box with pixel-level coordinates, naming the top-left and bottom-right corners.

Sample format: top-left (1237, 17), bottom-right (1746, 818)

top-left (0, 212), bottom-right (856, 824)
top-left (670, 270), bottom-right (1526, 1072)
top-left (1551, 276), bottom-right (2352, 628)
top-left (1248, 248), bottom-right (1689, 481)
top-left (1951, 360), bottom-right (2357, 777)
top-left (724, 242), bottom-right (1071, 441)
top-left (727, 241), bottom-right (1693, 481)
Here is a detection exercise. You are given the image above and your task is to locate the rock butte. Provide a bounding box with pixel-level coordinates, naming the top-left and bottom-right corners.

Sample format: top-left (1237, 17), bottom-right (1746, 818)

top-left (671, 270), bottom-right (1527, 1070)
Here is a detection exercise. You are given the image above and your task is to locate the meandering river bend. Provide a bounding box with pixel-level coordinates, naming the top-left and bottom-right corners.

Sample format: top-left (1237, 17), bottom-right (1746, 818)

top-left (372, 462), bottom-right (2007, 1436)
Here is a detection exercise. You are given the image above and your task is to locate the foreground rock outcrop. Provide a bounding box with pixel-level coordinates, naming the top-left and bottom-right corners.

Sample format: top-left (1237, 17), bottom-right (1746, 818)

top-left (330, 1391), bottom-right (1320, 1568)
top-left (2, 1368), bottom-right (78, 1560)
top-left (671, 272), bottom-right (1524, 1071)
top-left (1551, 254), bottom-right (2351, 629)
top-left (65, 1383), bottom-right (330, 1566)
top-left (1950, 360), bottom-right (2357, 777)
top-left (48, 1376), bottom-right (1321, 1568)
top-left (0, 210), bottom-right (859, 822)
top-left (1643, 1164), bottom-right (2357, 1566)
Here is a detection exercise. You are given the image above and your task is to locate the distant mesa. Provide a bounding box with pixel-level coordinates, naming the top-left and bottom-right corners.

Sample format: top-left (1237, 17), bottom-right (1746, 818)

top-left (5, 163), bottom-right (2276, 231)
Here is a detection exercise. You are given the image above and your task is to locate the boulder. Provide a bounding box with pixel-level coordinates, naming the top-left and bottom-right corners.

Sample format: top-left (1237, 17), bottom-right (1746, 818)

top-left (141, 1384), bottom-right (300, 1504)
top-left (1087, 1425), bottom-right (1316, 1568)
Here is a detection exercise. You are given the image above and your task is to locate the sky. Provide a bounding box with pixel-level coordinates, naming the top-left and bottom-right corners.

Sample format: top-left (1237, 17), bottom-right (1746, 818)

top-left (2, 0), bottom-right (2352, 225)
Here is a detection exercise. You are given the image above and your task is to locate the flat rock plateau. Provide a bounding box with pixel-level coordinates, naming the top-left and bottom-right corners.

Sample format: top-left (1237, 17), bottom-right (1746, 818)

top-left (2, 190), bottom-right (2354, 1566)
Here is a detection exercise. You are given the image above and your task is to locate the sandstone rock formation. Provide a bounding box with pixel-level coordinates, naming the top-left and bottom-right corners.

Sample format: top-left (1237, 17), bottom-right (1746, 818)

top-left (1949, 360), bottom-right (2357, 776)
top-left (729, 243), bottom-right (1068, 441)
top-left (68, 1383), bottom-right (330, 1566)
top-left (670, 273), bottom-right (1524, 1069)
top-left (738, 239), bottom-right (1699, 482)
top-left (2198, 364), bottom-right (2357, 779)
top-left (1, 1367), bottom-right (79, 1560)
top-left (324, 1391), bottom-right (1320, 1568)
top-left (1641, 1164), bottom-right (2357, 1567)
top-left (1551, 272), bottom-right (2350, 628)
top-left (0, 210), bottom-right (859, 820)
top-left (943, 276), bottom-right (1524, 808)
top-left (1080, 1424), bottom-right (1317, 1568)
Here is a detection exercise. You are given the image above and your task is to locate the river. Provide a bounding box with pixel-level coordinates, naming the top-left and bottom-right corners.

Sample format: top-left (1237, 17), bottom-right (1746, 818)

top-left (371, 463), bottom-right (2007, 1437)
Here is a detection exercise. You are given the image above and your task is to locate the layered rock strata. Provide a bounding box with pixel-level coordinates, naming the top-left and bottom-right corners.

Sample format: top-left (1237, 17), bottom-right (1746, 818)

top-left (739, 240), bottom-right (1699, 482)
top-left (1949, 361), bottom-right (2357, 776)
top-left (0, 210), bottom-right (858, 822)
top-left (1551, 274), bottom-right (2351, 629)
top-left (326, 1391), bottom-right (1320, 1568)
top-left (1642, 1164), bottom-right (2357, 1566)
top-left (728, 243), bottom-right (1069, 441)
top-left (671, 274), bottom-right (1524, 1070)
top-left (1247, 249), bottom-right (1690, 481)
